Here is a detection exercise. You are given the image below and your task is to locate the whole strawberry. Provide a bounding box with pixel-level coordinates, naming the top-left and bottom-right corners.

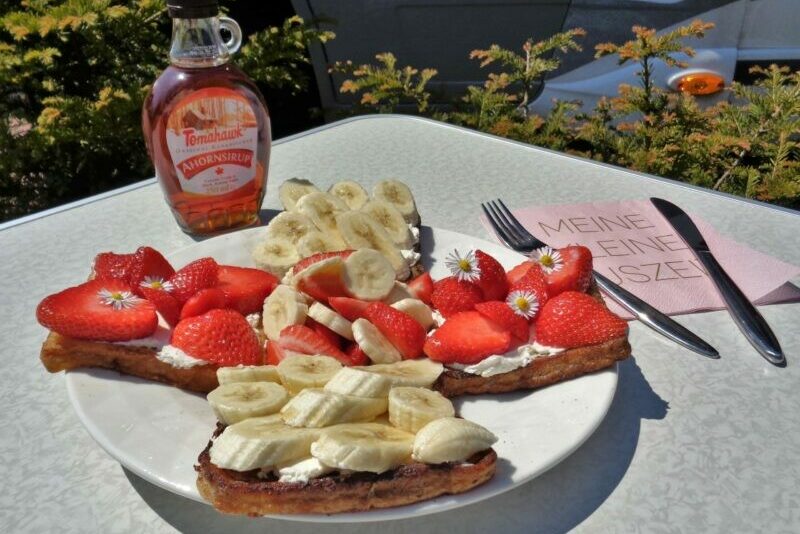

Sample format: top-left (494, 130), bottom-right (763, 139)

top-left (535, 291), bottom-right (627, 349)
top-left (475, 250), bottom-right (509, 301)
top-left (168, 257), bottom-right (219, 303)
top-left (364, 301), bottom-right (426, 359)
top-left (430, 276), bottom-right (483, 317)
top-left (171, 309), bottom-right (261, 366)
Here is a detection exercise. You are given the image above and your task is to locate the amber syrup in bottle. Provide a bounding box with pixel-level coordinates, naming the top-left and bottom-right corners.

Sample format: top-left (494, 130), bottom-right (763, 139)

top-left (142, 0), bottom-right (270, 235)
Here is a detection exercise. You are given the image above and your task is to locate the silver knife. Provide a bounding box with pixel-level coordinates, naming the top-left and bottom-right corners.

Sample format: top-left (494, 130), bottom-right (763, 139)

top-left (651, 197), bottom-right (785, 366)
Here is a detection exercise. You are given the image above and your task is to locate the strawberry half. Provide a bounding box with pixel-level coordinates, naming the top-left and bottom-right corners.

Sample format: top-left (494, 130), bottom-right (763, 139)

top-left (424, 311), bottom-right (512, 364)
top-left (475, 301), bottom-right (529, 343)
top-left (509, 262), bottom-right (549, 314)
top-left (364, 302), bottom-right (426, 359)
top-left (180, 287), bottom-right (228, 320)
top-left (506, 261), bottom-right (536, 286)
top-left (171, 308), bottom-right (261, 366)
top-left (266, 340), bottom-right (289, 365)
top-left (128, 246), bottom-right (175, 296)
top-left (93, 252), bottom-right (136, 282)
top-left (168, 257), bottom-right (219, 303)
top-left (344, 342), bottom-right (370, 366)
top-left (328, 296), bottom-right (370, 322)
top-left (544, 246), bottom-right (593, 297)
top-left (408, 272), bottom-right (434, 304)
top-left (475, 250), bottom-right (509, 301)
top-left (292, 250), bottom-right (354, 275)
top-left (216, 265), bottom-right (278, 315)
top-left (535, 291), bottom-right (628, 349)
top-left (294, 256), bottom-right (348, 303)
top-left (277, 324), bottom-right (351, 364)
top-left (306, 317), bottom-right (344, 350)
top-left (139, 286), bottom-right (182, 327)
top-left (36, 279), bottom-right (158, 341)
top-left (430, 276), bottom-right (484, 317)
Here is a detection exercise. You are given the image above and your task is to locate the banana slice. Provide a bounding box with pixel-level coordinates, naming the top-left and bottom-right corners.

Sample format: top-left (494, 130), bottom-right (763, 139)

top-left (372, 180), bottom-right (419, 225)
top-left (388, 387), bottom-right (454, 433)
top-left (307, 301), bottom-right (354, 340)
top-left (207, 382), bottom-right (290, 425)
top-left (336, 211), bottom-right (410, 280)
top-left (343, 249), bottom-right (396, 301)
top-left (361, 359), bottom-right (444, 388)
top-left (252, 237), bottom-right (300, 278)
top-left (412, 417), bottom-right (498, 464)
top-left (277, 355), bottom-right (343, 395)
top-left (262, 285), bottom-right (309, 341)
top-left (310, 423), bottom-right (414, 474)
top-left (361, 200), bottom-right (416, 249)
top-left (217, 365), bottom-right (280, 385)
top-left (382, 282), bottom-right (416, 304)
top-left (279, 178), bottom-right (319, 211)
top-left (296, 230), bottom-right (340, 258)
top-left (209, 415), bottom-right (320, 471)
top-left (281, 389), bottom-right (388, 428)
top-left (324, 367), bottom-right (392, 398)
top-left (295, 192), bottom-right (348, 248)
top-left (265, 211), bottom-right (317, 245)
top-left (328, 180), bottom-right (369, 210)
top-left (352, 318), bottom-right (402, 364)
top-left (391, 298), bottom-right (435, 330)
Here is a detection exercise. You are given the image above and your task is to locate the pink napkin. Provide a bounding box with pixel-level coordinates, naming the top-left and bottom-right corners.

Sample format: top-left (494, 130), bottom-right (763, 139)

top-left (481, 199), bottom-right (800, 319)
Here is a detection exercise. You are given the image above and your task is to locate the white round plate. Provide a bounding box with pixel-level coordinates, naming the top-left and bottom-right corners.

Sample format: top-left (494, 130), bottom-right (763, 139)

top-left (66, 226), bottom-right (618, 523)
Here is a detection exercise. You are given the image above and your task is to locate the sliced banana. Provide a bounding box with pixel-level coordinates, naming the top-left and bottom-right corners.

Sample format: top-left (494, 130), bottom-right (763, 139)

top-left (336, 211), bottom-right (410, 280)
top-left (361, 359), bottom-right (444, 388)
top-left (207, 382), bottom-right (290, 425)
top-left (328, 180), bottom-right (369, 210)
top-left (412, 417), bottom-right (498, 464)
top-left (388, 387), bottom-right (454, 433)
top-left (343, 248), bottom-right (396, 301)
top-left (372, 180), bottom-right (419, 225)
top-left (307, 301), bottom-right (354, 340)
top-left (281, 389), bottom-right (388, 428)
top-left (252, 237), bottom-right (300, 278)
top-left (265, 211), bottom-right (317, 245)
top-left (209, 415), bottom-right (320, 471)
top-left (296, 230), bottom-right (340, 258)
top-left (279, 178), bottom-right (319, 211)
top-left (262, 285), bottom-right (309, 341)
top-left (391, 298), bottom-right (435, 330)
top-left (310, 423), bottom-right (414, 474)
top-left (352, 318), bottom-right (402, 364)
top-left (324, 367), bottom-right (392, 398)
top-left (361, 200), bottom-right (416, 249)
top-left (277, 355), bottom-right (343, 395)
top-left (295, 192), bottom-right (348, 248)
top-left (382, 282), bottom-right (416, 305)
top-left (217, 365), bottom-right (280, 385)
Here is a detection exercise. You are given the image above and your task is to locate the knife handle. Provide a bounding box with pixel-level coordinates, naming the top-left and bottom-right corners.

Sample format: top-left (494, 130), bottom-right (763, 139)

top-left (696, 251), bottom-right (785, 366)
top-left (593, 272), bottom-right (719, 359)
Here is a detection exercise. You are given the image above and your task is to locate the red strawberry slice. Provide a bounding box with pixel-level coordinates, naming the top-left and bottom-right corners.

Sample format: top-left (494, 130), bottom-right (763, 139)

top-left (506, 261), bottom-right (535, 286)
top-left (430, 276), bottom-right (484, 317)
top-left (171, 308), bottom-right (261, 366)
top-left (408, 272), bottom-right (434, 304)
top-left (475, 250), bottom-right (509, 301)
top-left (128, 247), bottom-right (175, 296)
top-left (344, 342), bottom-right (370, 366)
top-left (423, 311), bottom-right (512, 364)
top-left (328, 296), bottom-right (370, 322)
top-left (139, 286), bottom-right (182, 327)
top-left (266, 341), bottom-right (289, 365)
top-left (364, 302), bottom-right (426, 359)
top-left (93, 252), bottom-right (136, 282)
top-left (277, 324), bottom-right (351, 364)
top-left (292, 250), bottom-right (354, 275)
top-left (509, 262), bottom-right (549, 315)
top-left (535, 291), bottom-right (628, 349)
top-left (36, 279), bottom-right (158, 341)
top-left (180, 287), bottom-right (228, 320)
top-left (306, 317), bottom-right (343, 350)
top-left (216, 265), bottom-right (278, 315)
top-left (168, 257), bottom-right (219, 303)
top-left (475, 301), bottom-right (529, 343)
top-left (295, 257), bottom-right (348, 303)
top-left (544, 246), bottom-right (593, 297)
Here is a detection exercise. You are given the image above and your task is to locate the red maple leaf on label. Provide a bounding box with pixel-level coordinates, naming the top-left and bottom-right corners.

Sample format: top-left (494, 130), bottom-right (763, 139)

top-left (215, 167), bottom-right (224, 175)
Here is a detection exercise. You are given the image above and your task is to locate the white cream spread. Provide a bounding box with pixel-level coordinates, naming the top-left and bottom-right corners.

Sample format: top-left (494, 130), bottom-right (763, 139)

top-left (409, 224), bottom-right (420, 244)
top-left (400, 248), bottom-right (421, 267)
top-left (448, 343), bottom-right (564, 377)
top-left (156, 344), bottom-right (208, 368)
top-left (277, 457), bottom-right (333, 483)
top-left (246, 313), bottom-right (261, 334)
top-left (431, 310), bottom-right (446, 328)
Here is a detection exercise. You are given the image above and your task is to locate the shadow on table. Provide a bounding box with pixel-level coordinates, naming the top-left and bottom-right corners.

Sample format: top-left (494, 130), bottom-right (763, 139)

top-left (181, 208), bottom-right (279, 243)
top-left (125, 356), bottom-right (666, 534)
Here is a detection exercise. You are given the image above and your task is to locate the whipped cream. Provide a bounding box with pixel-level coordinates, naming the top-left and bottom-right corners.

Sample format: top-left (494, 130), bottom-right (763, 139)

top-left (448, 343), bottom-right (564, 377)
top-left (277, 457), bottom-right (333, 484)
top-left (431, 310), bottom-right (446, 328)
top-left (408, 224), bottom-right (420, 244)
top-left (246, 312), bottom-right (261, 334)
top-left (400, 248), bottom-right (421, 267)
top-left (156, 345), bottom-right (208, 369)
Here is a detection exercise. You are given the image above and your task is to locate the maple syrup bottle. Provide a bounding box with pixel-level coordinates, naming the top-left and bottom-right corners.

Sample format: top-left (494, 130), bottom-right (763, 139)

top-left (142, 0), bottom-right (270, 235)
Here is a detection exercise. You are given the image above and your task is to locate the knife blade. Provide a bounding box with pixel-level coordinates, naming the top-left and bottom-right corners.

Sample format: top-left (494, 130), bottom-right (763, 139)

top-left (650, 197), bottom-right (785, 366)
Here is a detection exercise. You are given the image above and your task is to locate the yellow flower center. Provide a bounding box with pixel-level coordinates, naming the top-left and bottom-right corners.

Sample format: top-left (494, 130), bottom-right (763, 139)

top-left (539, 255), bottom-right (554, 268)
top-left (148, 280), bottom-right (163, 289)
top-left (110, 292), bottom-right (124, 301)
top-left (515, 297), bottom-right (530, 311)
top-left (458, 259), bottom-right (472, 272)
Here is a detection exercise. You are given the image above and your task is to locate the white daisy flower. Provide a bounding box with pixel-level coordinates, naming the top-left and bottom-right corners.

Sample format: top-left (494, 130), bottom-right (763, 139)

top-left (98, 289), bottom-right (143, 310)
top-left (506, 290), bottom-right (539, 320)
top-left (140, 276), bottom-right (174, 293)
top-left (444, 249), bottom-right (481, 282)
top-left (531, 246), bottom-right (563, 274)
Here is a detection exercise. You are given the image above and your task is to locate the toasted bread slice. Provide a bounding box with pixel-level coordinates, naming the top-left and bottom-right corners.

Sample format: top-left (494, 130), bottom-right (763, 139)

top-left (195, 424), bottom-right (497, 515)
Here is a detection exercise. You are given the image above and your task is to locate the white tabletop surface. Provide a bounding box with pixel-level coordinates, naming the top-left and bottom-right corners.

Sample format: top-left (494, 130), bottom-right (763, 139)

top-left (2, 115), bottom-right (799, 533)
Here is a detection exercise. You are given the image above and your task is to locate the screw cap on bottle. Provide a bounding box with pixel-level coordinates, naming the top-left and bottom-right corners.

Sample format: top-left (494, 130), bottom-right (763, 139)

top-left (167, 0), bottom-right (219, 19)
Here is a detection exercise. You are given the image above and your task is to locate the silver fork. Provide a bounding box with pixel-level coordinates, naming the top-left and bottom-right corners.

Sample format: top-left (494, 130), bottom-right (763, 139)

top-left (482, 199), bottom-right (719, 359)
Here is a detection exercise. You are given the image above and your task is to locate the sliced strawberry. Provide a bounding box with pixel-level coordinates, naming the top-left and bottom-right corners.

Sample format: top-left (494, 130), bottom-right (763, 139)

top-left (168, 257), bottom-right (219, 303)
top-left (509, 262), bottom-right (549, 315)
top-left (277, 324), bottom-right (350, 364)
top-left (475, 301), bottom-right (529, 343)
top-left (344, 342), bottom-right (370, 366)
top-left (506, 261), bottom-right (535, 286)
top-left (216, 265), bottom-right (278, 315)
top-left (295, 256), bottom-right (348, 303)
top-left (306, 317), bottom-right (343, 350)
top-left (328, 296), bottom-right (370, 322)
top-left (171, 308), bottom-right (261, 365)
top-left (364, 302), bottom-right (426, 359)
top-left (292, 250), bottom-right (354, 275)
top-left (36, 279), bottom-right (158, 341)
top-left (430, 276), bottom-right (484, 317)
top-left (128, 246), bottom-right (175, 296)
top-left (266, 340), bottom-right (289, 365)
top-left (408, 272), bottom-right (434, 304)
top-left (475, 250), bottom-right (509, 301)
top-left (423, 311), bottom-right (512, 364)
top-left (139, 286), bottom-right (182, 327)
top-left (93, 252), bottom-right (136, 282)
top-left (535, 291), bottom-right (628, 349)
top-left (544, 246), bottom-right (593, 297)
top-left (180, 287), bottom-right (228, 320)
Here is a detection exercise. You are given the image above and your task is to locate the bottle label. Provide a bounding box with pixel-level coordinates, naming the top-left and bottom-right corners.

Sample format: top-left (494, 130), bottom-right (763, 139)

top-left (166, 87), bottom-right (259, 196)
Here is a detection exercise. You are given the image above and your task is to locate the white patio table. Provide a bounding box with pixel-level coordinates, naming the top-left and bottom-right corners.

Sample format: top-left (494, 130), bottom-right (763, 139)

top-left (2, 115), bottom-right (799, 533)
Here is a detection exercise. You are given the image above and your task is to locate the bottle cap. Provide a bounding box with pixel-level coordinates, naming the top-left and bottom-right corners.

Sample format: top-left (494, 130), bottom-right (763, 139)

top-left (167, 0), bottom-right (219, 19)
